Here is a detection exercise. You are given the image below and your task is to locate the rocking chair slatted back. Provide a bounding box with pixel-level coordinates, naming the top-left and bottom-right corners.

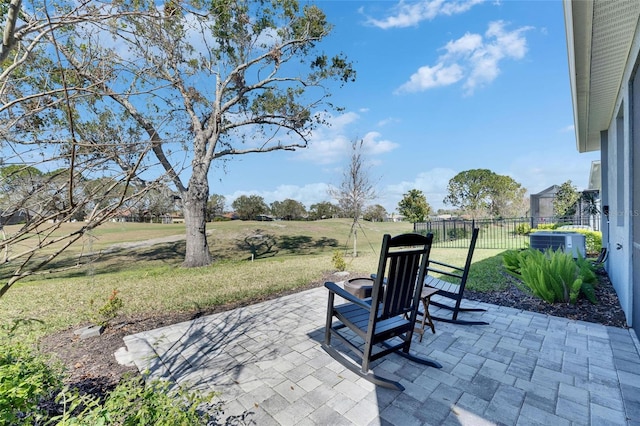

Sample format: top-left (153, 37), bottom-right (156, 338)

top-left (377, 248), bottom-right (424, 320)
top-left (322, 232), bottom-right (441, 390)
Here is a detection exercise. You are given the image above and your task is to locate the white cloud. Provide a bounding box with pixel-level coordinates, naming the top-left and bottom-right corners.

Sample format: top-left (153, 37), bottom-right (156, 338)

top-left (361, 132), bottom-right (399, 155)
top-left (366, 0), bottom-right (485, 29)
top-left (295, 113), bottom-right (399, 165)
top-left (397, 21), bottom-right (532, 95)
top-left (561, 124), bottom-right (575, 133)
top-left (377, 117), bottom-right (400, 127)
top-left (382, 168), bottom-right (457, 212)
top-left (445, 33), bottom-right (483, 54)
top-left (396, 63), bottom-right (464, 93)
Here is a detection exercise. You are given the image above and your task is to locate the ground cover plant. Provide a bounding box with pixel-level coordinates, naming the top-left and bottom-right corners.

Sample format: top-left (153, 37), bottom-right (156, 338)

top-left (0, 338), bottom-right (223, 425)
top-left (0, 341), bottom-right (63, 425)
top-left (502, 248), bottom-right (598, 304)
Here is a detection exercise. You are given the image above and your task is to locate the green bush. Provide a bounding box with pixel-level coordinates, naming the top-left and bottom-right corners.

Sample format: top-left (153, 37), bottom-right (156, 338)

top-left (502, 248), bottom-right (597, 304)
top-left (53, 375), bottom-right (221, 425)
top-left (446, 228), bottom-right (468, 240)
top-left (515, 223), bottom-right (531, 235)
top-left (536, 223), bottom-right (558, 230)
top-left (0, 341), bottom-right (63, 425)
top-left (417, 228), bottom-right (440, 243)
top-left (0, 341), bottom-right (223, 425)
top-left (502, 249), bottom-right (525, 275)
top-left (331, 250), bottom-right (346, 272)
top-left (571, 229), bottom-right (603, 255)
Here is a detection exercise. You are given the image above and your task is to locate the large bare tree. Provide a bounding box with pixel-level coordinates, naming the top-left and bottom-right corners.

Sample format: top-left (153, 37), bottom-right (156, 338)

top-left (0, 0), bottom-right (355, 285)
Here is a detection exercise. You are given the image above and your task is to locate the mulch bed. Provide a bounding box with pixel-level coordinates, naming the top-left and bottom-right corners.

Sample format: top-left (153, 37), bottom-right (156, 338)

top-left (464, 266), bottom-right (628, 328)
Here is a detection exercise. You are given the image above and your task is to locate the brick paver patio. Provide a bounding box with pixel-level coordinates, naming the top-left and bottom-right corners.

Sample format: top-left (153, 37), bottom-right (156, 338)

top-left (119, 286), bottom-right (640, 425)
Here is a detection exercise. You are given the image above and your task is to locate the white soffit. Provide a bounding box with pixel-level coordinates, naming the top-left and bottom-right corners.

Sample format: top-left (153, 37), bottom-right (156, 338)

top-left (567, 0), bottom-right (640, 153)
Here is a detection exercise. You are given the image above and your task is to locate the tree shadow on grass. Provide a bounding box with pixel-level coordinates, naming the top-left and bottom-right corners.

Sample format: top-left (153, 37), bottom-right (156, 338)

top-left (10, 241), bottom-right (189, 280)
top-left (278, 235), bottom-right (338, 253)
top-left (4, 232), bottom-right (340, 281)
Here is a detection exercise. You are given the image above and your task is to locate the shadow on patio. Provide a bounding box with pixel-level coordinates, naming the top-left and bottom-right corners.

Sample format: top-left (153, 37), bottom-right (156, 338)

top-left (122, 286), bottom-right (640, 425)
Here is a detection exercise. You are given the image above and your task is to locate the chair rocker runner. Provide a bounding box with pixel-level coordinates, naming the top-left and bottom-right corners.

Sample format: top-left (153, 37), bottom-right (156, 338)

top-left (420, 227), bottom-right (488, 326)
top-left (322, 233), bottom-right (441, 391)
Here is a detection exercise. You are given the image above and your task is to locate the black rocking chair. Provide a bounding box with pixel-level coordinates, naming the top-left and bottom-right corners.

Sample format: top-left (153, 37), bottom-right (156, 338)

top-left (322, 233), bottom-right (441, 391)
top-left (423, 227), bottom-right (488, 325)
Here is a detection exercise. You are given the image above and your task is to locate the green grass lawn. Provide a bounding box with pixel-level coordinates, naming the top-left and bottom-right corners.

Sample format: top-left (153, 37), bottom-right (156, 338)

top-left (0, 219), bottom-right (509, 342)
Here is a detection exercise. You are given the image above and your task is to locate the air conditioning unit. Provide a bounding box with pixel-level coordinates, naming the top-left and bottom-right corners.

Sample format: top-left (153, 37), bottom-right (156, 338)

top-left (529, 232), bottom-right (586, 258)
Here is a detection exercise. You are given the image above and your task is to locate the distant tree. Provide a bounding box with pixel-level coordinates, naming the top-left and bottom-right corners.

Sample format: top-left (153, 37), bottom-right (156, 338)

top-left (581, 190), bottom-right (600, 220)
top-left (487, 175), bottom-right (527, 218)
top-left (207, 194), bottom-right (226, 221)
top-left (553, 180), bottom-right (581, 219)
top-left (363, 204), bottom-right (387, 222)
top-left (444, 169), bottom-right (525, 219)
top-left (143, 185), bottom-right (177, 222)
top-left (501, 193), bottom-right (530, 218)
top-left (271, 199), bottom-right (306, 220)
top-left (444, 169), bottom-right (494, 218)
top-left (232, 195), bottom-right (269, 221)
top-left (397, 189), bottom-right (431, 223)
top-left (0, 165), bottom-right (44, 212)
top-left (309, 201), bottom-right (341, 220)
top-left (435, 208), bottom-right (458, 216)
top-left (329, 139), bottom-right (377, 256)
top-left (270, 201), bottom-right (282, 218)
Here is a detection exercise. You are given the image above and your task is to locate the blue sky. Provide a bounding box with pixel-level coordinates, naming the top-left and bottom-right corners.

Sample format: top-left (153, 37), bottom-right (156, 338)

top-left (209, 0), bottom-right (600, 214)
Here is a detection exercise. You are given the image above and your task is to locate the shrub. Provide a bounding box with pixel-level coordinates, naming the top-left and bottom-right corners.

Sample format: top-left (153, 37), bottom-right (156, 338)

top-left (0, 341), bottom-right (63, 425)
top-left (416, 228), bottom-right (440, 242)
top-left (502, 249), bottom-right (524, 275)
top-left (54, 375), bottom-right (221, 425)
top-left (571, 229), bottom-right (603, 255)
top-left (91, 288), bottom-right (124, 327)
top-left (536, 223), bottom-right (558, 230)
top-left (331, 250), bottom-right (346, 272)
top-left (0, 341), bottom-right (224, 425)
top-left (446, 228), bottom-right (468, 240)
top-left (515, 223), bottom-right (531, 235)
top-left (502, 248), bottom-right (597, 304)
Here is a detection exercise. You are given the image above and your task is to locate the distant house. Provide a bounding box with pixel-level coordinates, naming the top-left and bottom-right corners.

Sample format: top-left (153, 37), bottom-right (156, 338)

top-left (529, 184), bottom-right (600, 230)
top-left (111, 208), bottom-right (138, 223)
top-left (385, 213), bottom-right (405, 222)
top-left (529, 185), bottom-right (560, 228)
top-left (0, 209), bottom-right (29, 226)
top-left (564, 0), bottom-right (640, 338)
top-left (170, 214), bottom-right (185, 224)
top-left (222, 212), bottom-right (239, 221)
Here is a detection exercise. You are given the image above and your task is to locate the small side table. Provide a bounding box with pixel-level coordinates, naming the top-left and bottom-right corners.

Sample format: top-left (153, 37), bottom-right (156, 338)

top-left (415, 286), bottom-right (439, 341)
top-left (344, 278), bottom-right (373, 299)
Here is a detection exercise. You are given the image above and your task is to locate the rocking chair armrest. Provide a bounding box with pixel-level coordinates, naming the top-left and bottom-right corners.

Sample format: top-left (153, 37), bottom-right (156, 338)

top-left (370, 273), bottom-right (386, 284)
top-left (324, 282), bottom-right (373, 311)
top-left (428, 260), bottom-right (464, 274)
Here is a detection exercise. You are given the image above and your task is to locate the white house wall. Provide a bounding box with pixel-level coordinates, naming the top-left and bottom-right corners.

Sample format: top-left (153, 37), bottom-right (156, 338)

top-left (605, 108), bottom-right (632, 325)
top-left (601, 23), bottom-right (640, 328)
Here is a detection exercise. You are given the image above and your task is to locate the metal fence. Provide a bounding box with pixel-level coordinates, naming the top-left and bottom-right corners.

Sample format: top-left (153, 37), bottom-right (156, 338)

top-left (413, 216), bottom-right (601, 249)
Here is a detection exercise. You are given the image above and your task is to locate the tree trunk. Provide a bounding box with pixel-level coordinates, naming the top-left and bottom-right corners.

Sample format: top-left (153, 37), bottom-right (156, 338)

top-left (352, 226), bottom-right (357, 257)
top-left (182, 178), bottom-right (212, 267)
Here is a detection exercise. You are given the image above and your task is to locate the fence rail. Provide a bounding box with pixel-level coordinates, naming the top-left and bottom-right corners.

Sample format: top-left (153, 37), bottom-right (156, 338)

top-left (413, 216), bottom-right (601, 249)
